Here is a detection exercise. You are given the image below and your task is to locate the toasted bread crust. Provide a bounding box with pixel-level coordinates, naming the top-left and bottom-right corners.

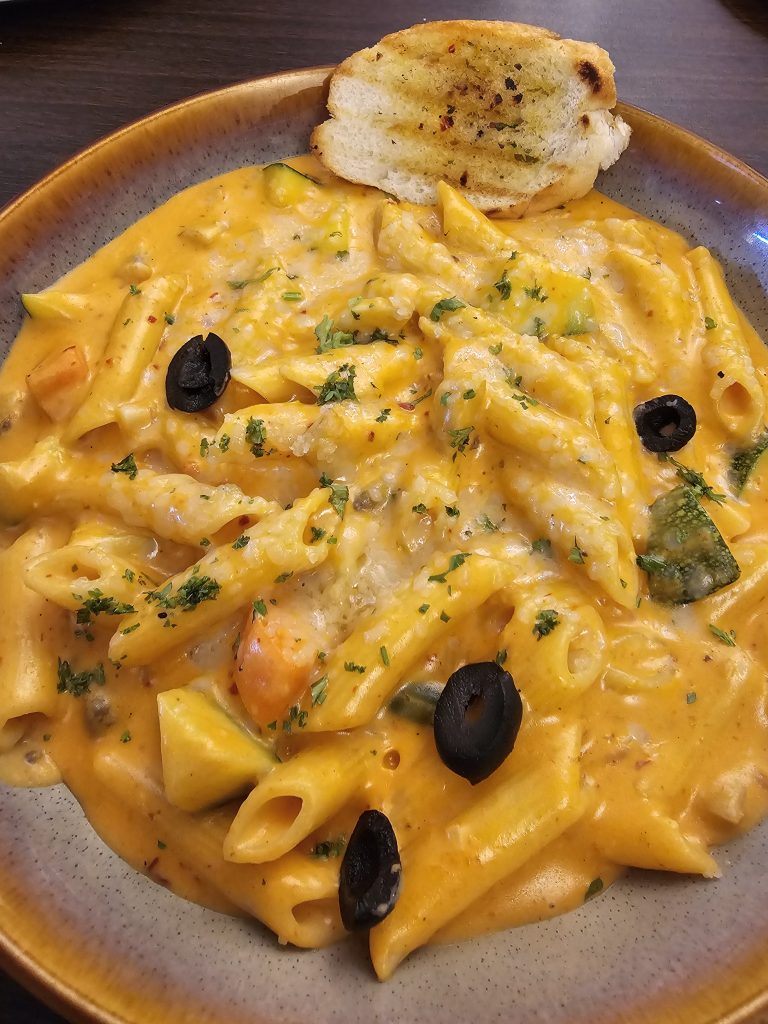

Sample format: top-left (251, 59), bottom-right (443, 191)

top-left (311, 20), bottom-right (629, 216)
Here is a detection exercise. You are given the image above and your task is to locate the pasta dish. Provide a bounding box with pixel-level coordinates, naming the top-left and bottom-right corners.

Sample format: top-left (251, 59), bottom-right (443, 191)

top-left (1, 157), bottom-right (767, 979)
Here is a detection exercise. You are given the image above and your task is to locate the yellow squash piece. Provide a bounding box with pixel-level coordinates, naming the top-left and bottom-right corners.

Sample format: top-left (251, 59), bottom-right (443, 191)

top-left (157, 687), bottom-right (277, 812)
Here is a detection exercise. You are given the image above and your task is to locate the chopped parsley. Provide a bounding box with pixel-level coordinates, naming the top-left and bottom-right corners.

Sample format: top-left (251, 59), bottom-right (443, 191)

top-left (145, 575), bottom-right (220, 611)
top-left (120, 623), bottom-right (140, 635)
top-left (245, 417), bottom-right (268, 458)
top-left (311, 835), bottom-right (346, 859)
top-left (316, 363), bottom-right (357, 404)
top-left (56, 658), bottom-right (105, 697)
top-left (76, 588), bottom-right (135, 624)
top-left (164, 312), bottom-right (175, 325)
top-left (440, 610), bottom-right (451, 622)
top-left (568, 540), bottom-right (588, 564)
top-left (445, 504), bottom-right (460, 518)
top-left (531, 538), bottom-right (552, 556)
top-left (533, 609), bottom-right (561, 640)
top-left (413, 346), bottom-right (423, 361)
top-left (704, 316), bottom-right (718, 331)
top-left (531, 316), bottom-right (546, 339)
top-left (252, 599), bottom-right (267, 618)
top-left (523, 281), bottom-right (548, 302)
top-left (282, 291), bottom-right (302, 301)
top-left (319, 475), bottom-right (349, 519)
top-left (123, 569), bottom-right (135, 582)
top-left (584, 877), bottom-right (603, 901)
top-left (428, 552), bottom-right (471, 584)
top-left (232, 534), bottom-right (250, 550)
top-left (310, 526), bottom-right (327, 543)
top-left (418, 603), bottom-right (430, 614)
top-left (659, 453), bottom-right (726, 505)
top-left (488, 342), bottom-right (503, 356)
top-left (412, 502), bottom-right (428, 514)
top-left (495, 649), bottom-right (508, 666)
top-left (111, 453), bottom-right (138, 480)
top-left (129, 284), bottom-right (141, 295)
top-left (375, 408), bottom-right (391, 423)
top-left (380, 646), bottom-right (390, 667)
top-left (344, 661), bottom-right (366, 673)
top-left (440, 391), bottom-right (452, 406)
top-left (447, 425), bottom-right (474, 453)
top-left (274, 571), bottom-right (293, 584)
top-left (686, 691), bottom-right (697, 704)
top-left (478, 514), bottom-right (499, 532)
top-left (429, 297), bottom-right (466, 322)
top-left (314, 314), bottom-right (355, 353)
top-left (462, 389), bottom-right (476, 400)
top-left (120, 730), bottom-right (132, 743)
top-left (493, 269), bottom-right (512, 300)
top-left (311, 675), bottom-right (329, 706)
top-left (708, 623), bottom-right (736, 646)
top-left (227, 268), bottom-right (278, 290)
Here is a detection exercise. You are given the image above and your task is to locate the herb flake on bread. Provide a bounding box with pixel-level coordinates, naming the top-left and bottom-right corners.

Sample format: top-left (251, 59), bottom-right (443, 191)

top-left (311, 20), bottom-right (631, 216)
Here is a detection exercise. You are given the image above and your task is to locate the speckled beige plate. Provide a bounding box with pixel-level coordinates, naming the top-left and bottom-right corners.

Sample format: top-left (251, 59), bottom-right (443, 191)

top-left (1, 68), bottom-right (768, 1024)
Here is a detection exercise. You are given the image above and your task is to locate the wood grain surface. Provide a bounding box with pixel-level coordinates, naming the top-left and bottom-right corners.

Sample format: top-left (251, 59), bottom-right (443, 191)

top-left (0, 0), bottom-right (767, 1020)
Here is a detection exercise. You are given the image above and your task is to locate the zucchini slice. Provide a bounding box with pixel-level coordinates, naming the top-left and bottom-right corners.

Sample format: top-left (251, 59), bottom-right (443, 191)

top-left (263, 162), bottom-right (321, 207)
top-left (637, 485), bottom-right (740, 604)
top-left (730, 428), bottom-right (768, 495)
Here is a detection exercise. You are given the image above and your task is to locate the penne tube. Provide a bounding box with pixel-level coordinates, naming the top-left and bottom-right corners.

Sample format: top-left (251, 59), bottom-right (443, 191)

top-left (483, 378), bottom-right (617, 497)
top-left (500, 584), bottom-right (607, 713)
top-left (24, 523), bottom-right (159, 611)
top-left (231, 340), bottom-right (417, 403)
top-left (0, 521), bottom-right (69, 730)
top-left (65, 274), bottom-right (185, 440)
top-left (223, 735), bottom-right (371, 863)
top-left (548, 334), bottom-right (649, 538)
top-left (0, 436), bottom-right (276, 545)
top-left (502, 460), bottom-right (638, 607)
top-left (89, 741), bottom-right (345, 948)
top-left (688, 246), bottom-right (766, 441)
top-left (305, 553), bottom-right (511, 733)
top-left (369, 724), bottom-right (584, 980)
top-left (108, 488), bottom-right (330, 665)
top-left (437, 181), bottom-right (512, 255)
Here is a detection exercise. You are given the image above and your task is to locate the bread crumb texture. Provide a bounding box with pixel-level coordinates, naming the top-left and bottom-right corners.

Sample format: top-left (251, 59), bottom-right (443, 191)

top-left (312, 20), bottom-right (631, 216)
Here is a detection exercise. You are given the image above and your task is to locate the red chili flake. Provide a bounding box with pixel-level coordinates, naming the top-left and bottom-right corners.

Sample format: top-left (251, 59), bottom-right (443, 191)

top-left (367, 431), bottom-right (375, 442)
top-left (229, 683), bottom-right (238, 694)
top-left (490, 93), bottom-right (503, 107)
top-left (448, 43), bottom-right (456, 53)
top-left (238, 515), bottom-right (251, 525)
top-left (147, 315), bottom-right (157, 323)
top-left (439, 114), bottom-right (454, 131)
top-left (398, 401), bottom-right (415, 411)
top-left (147, 857), bottom-right (160, 873)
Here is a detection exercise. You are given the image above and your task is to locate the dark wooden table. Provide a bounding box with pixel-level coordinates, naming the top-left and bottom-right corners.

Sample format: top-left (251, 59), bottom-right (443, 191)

top-left (1, 0), bottom-right (767, 1020)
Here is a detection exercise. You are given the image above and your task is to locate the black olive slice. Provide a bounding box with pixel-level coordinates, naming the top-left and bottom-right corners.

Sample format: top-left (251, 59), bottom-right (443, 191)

top-left (339, 809), bottom-right (401, 931)
top-left (166, 333), bottom-right (231, 413)
top-left (434, 661), bottom-right (522, 784)
top-left (633, 394), bottom-right (696, 453)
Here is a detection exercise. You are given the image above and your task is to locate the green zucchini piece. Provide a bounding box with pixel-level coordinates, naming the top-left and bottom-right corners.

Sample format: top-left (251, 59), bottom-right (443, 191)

top-left (730, 428), bottom-right (768, 495)
top-left (638, 485), bottom-right (740, 604)
top-left (263, 162), bottom-right (321, 207)
top-left (388, 681), bottom-right (442, 725)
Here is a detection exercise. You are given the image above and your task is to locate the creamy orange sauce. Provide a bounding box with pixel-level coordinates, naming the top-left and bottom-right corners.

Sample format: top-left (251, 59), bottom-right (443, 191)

top-left (1, 155), bottom-right (768, 978)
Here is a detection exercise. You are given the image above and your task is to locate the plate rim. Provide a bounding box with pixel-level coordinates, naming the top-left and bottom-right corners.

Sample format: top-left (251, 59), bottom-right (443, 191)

top-left (1, 64), bottom-right (768, 1024)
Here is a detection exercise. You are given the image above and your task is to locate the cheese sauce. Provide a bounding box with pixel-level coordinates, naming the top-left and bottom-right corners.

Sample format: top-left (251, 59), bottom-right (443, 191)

top-left (1, 156), bottom-right (768, 972)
